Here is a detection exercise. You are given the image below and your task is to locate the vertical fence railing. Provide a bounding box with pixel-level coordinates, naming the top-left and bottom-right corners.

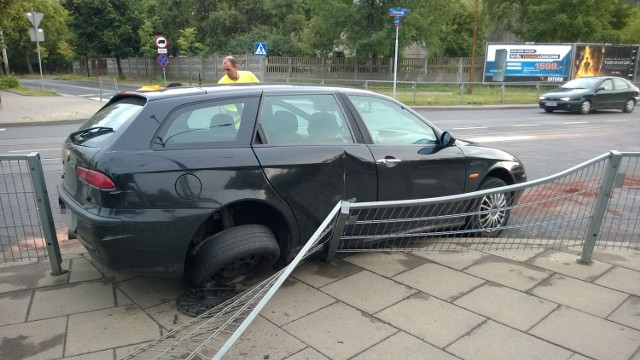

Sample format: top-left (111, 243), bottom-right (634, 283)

top-left (0, 153), bottom-right (64, 275)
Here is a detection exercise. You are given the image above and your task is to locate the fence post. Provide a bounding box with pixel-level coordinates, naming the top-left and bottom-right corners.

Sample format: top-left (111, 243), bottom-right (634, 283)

top-left (580, 151), bottom-right (623, 263)
top-left (27, 153), bottom-right (66, 276)
top-left (501, 83), bottom-right (505, 103)
top-left (460, 83), bottom-right (465, 104)
top-left (325, 201), bottom-right (351, 263)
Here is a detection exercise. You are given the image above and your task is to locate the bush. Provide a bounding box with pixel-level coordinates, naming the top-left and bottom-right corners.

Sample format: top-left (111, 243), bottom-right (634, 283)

top-left (0, 75), bottom-right (20, 89)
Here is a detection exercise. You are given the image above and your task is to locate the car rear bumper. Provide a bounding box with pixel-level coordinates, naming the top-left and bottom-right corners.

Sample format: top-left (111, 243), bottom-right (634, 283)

top-left (58, 187), bottom-right (210, 277)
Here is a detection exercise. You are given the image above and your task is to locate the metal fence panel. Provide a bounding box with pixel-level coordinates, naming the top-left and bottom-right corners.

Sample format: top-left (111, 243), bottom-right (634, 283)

top-left (0, 153), bottom-right (63, 274)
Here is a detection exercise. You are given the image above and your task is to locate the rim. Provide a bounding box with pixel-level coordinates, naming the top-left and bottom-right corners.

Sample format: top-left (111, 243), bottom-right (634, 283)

top-left (625, 100), bottom-right (634, 112)
top-left (581, 101), bottom-right (591, 114)
top-left (478, 193), bottom-right (508, 230)
top-left (210, 255), bottom-right (264, 285)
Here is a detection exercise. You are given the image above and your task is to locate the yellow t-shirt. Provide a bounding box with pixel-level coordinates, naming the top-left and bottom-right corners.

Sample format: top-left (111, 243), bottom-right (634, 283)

top-left (218, 71), bottom-right (260, 84)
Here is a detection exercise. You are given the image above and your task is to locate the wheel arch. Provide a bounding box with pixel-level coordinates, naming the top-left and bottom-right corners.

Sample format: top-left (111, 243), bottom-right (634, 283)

top-left (187, 199), bottom-right (298, 264)
top-left (482, 167), bottom-right (516, 187)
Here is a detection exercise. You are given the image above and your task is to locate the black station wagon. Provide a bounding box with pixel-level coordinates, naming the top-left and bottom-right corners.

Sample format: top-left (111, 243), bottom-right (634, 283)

top-left (59, 84), bottom-right (526, 287)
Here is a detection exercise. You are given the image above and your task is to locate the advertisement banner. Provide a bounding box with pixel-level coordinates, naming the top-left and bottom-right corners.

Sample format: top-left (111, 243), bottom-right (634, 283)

top-left (484, 43), bottom-right (573, 82)
top-left (572, 44), bottom-right (639, 81)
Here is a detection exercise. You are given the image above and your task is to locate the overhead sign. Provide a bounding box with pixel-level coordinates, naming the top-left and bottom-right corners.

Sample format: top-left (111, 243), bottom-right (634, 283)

top-left (156, 54), bottom-right (170, 67)
top-left (483, 43), bottom-right (573, 82)
top-left (254, 42), bottom-right (267, 57)
top-left (155, 35), bottom-right (168, 49)
top-left (388, 8), bottom-right (409, 17)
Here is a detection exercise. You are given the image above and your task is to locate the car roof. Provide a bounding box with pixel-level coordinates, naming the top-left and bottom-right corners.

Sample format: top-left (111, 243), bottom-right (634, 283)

top-left (121, 83), bottom-right (377, 100)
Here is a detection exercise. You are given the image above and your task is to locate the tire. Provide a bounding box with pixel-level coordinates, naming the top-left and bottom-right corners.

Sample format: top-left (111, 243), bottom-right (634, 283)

top-left (544, 108), bottom-right (554, 113)
top-left (579, 100), bottom-right (591, 114)
top-left (467, 177), bottom-right (512, 237)
top-left (186, 224), bottom-right (280, 288)
top-left (622, 99), bottom-right (635, 113)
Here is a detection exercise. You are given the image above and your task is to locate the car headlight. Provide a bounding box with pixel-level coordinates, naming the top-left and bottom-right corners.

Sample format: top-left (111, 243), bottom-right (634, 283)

top-left (560, 96), bottom-right (572, 101)
top-left (539, 96), bottom-right (546, 100)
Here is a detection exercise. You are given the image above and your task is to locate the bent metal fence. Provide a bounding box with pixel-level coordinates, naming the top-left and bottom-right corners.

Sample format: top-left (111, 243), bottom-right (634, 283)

top-left (0, 153), bottom-right (64, 275)
top-left (122, 150), bottom-right (639, 359)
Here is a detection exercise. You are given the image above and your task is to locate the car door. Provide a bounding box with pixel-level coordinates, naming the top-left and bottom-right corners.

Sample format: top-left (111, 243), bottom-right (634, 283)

top-left (344, 93), bottom-right (466, 201)
top-left (252, 91), bottom-right (377, 244)
top-left (612, 78), bottom-right (633, 108)
top-left (594, 78), bottom-right (615, 109)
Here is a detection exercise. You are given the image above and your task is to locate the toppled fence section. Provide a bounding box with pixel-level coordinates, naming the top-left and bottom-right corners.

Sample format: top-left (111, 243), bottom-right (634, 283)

top-left (0, 153), bottom-right (63, 274)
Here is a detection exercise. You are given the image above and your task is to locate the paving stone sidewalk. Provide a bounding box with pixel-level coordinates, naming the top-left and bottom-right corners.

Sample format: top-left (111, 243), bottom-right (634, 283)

top-left (0, 246), bottom-right (639, 360)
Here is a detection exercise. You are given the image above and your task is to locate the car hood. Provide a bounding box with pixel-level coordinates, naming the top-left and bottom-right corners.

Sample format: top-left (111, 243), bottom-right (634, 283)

top-left (543, 88), bottom-right (588, 97)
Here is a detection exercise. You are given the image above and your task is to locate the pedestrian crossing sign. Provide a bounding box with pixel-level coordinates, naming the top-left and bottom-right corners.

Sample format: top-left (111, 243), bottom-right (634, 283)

top-left (254, 42), bottom-right (267, 57)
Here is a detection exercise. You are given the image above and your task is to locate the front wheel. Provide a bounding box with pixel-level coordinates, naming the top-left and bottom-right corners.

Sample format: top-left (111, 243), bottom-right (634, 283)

top-left (467, 177), bottom-right (512, 237)
top-left (579, 100), bottom-right (592, 114)
top-left (186, 224), bottom-right (280, 288)
top-left (544, 108), bottom-right (554, 113)
top-left (622, 99), bottom-right (635, 113)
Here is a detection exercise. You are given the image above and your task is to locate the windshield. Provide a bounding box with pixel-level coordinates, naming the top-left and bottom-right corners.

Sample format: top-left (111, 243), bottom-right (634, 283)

top-left (71, 97), bottom-right (145, 145)
top-left (561, 77), bottom-right (599, 89)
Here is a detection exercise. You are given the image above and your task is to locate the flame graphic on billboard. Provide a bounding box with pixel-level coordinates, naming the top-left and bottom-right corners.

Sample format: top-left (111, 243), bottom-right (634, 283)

top-left (574, 46), bottom-right (604, 78)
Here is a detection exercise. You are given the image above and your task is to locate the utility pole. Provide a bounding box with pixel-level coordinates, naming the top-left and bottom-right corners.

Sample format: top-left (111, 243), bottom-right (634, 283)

top-left (468, 0), bottom-right (479, 93)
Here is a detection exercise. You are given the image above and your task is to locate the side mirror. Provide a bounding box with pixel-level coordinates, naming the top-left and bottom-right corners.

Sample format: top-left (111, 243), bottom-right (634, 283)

top-left (439, 131), bottom-right (455, 147)
top-left (597, 86), bottom-right (606, 92)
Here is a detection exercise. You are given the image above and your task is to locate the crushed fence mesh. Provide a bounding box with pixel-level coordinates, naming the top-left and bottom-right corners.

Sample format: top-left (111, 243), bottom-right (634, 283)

top-left (121, 151), bottom-right (639, 359)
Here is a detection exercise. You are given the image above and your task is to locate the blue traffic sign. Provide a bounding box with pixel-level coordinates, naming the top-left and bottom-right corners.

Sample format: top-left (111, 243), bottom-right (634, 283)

top-left (394, 17), bottom-right (403, 26)
top-left (388, 8), bottom-right (409, 17)
top-left (156, 54), bottom-right (170, 67)
top-left (254, 42), bottom-right (267, 57)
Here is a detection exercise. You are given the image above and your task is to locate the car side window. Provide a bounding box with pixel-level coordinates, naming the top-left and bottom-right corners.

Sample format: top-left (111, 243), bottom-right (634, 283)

top-left (601, 79), bottom-right (613, 91)
top-left (259, 94), bottom-right (354, 145)
top-left (613, 78), bottom-right (630, 90)
top-left (347, 95), bottom-right (437, 145)
top-left (153, 97), bottom-right (258, 149)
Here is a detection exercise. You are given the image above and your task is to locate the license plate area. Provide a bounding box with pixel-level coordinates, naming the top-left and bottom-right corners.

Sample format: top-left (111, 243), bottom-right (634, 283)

top-left (545, 101), bottom-right (558, 106)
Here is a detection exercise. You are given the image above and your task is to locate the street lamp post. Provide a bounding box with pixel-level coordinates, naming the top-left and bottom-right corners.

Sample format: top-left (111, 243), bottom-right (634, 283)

top-left (25, 12), bottom-right (45, 90)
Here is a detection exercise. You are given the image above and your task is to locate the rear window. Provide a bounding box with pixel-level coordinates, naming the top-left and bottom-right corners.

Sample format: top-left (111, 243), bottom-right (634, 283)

top-left (70, 97), bottom-right (145, 145)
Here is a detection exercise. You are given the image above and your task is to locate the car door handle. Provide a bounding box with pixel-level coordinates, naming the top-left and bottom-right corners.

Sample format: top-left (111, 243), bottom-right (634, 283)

top-left (376, 158), bottom-right (401, 167)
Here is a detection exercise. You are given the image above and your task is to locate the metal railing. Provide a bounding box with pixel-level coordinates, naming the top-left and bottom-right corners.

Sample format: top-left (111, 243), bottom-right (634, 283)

top-left (0, 153), bottom-right (64, 275)
top-left (122, 150), bottom-right (639, 359)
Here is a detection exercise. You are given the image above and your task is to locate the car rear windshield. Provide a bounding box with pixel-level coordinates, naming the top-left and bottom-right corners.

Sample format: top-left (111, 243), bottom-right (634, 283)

top-left (71, 97), bottom-right (145, 145)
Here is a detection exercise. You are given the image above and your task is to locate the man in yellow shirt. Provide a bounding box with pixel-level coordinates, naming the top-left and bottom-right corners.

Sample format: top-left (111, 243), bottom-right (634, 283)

top-left (218, 56), bottom-right (260, 84)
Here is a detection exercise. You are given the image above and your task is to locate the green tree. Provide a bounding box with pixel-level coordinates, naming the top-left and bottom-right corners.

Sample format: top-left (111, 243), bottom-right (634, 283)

top-left (64, 0), bottom-right (145, 78)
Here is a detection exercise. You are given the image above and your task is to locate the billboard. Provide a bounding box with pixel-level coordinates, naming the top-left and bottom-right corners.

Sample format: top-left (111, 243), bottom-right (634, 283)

top-left (484, 43), bottom-right (573, 82)
top-left (572, 44), bottom-right (639, 80)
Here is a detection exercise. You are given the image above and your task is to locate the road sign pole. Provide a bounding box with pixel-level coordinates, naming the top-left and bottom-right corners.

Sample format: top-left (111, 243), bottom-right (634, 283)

top-left (35, 30), bottom-right (44, 90)
top-left (393, 25), bottom-right (399, 98)
top-left (162, 67), bottom-right (166, 83)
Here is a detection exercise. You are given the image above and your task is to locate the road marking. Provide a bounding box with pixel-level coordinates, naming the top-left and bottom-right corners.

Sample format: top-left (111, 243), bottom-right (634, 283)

top-left (453, 126), bottom-right (488, 130)
top-left (512, 124), bottom-right (541, 127)
top-left (0, 128), bottom-right (5, 132)
top-left (562, 121), bottom-right (588, 125)
top-left (468, 135), bottom-right (537, 143)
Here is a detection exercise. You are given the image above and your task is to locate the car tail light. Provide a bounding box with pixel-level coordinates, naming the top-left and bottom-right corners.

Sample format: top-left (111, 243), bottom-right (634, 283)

top-left (76, 167), bottom-right (116, 190)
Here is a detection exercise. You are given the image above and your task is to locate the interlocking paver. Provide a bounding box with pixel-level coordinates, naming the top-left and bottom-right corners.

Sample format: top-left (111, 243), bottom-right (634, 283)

top-left (528, 249), bottom-right (611, 281)
top-left (351, 331), bottom-right (459, 360)
top-left (529, 274), bottom-right (627, 317)
top-left (465, 256), bottom-right (552, 291)
top-left (412, 249), bottom-right (490, 270)
top-left (284, 347), bottom-right (331, 360)
top-left (529, 306), bottom-right (640, 360)
top-left (393, 262), bottom-right (484, 301)
top-left (116, 276), bottom-right (187, 309)
top-left (0, 261), bottom-right (68, 293)
top-left (591, 249), bottom-right (640, 272)
top-left (65, 305), bottom-right (161, 357)
top-left (292, 258), bottom-right (362, 288)
top-left (263, 277), bottom-right (336, 326)
top-left (283, 302), bottom-right (396, 360)
top-left (321, 270), bottom-right (415, 313)
top-left (481, 248), bottom-right (546, 262)
top-left (376, 292), bottom-right (485, 348)
top-left (446, 320), bottom-right (573, 360)
top-left (226, 316), bottom-right (307, 359)
top-left (0, 317), bottom-right (66, 360)
top-left (29, 281), bottom-right (114, 321)
top-left (0, 289), bottom-right (31, 326)
top-left (608, 296), bottom-right (640, 331)
top-left (344, 252), bottom-right (427, 277)
top-left (453, 283), bottom-right (557, 331)
top-left (68, 257), bottom-right (103, 283)
top-left (595, 266), bottom-right (640, 296)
